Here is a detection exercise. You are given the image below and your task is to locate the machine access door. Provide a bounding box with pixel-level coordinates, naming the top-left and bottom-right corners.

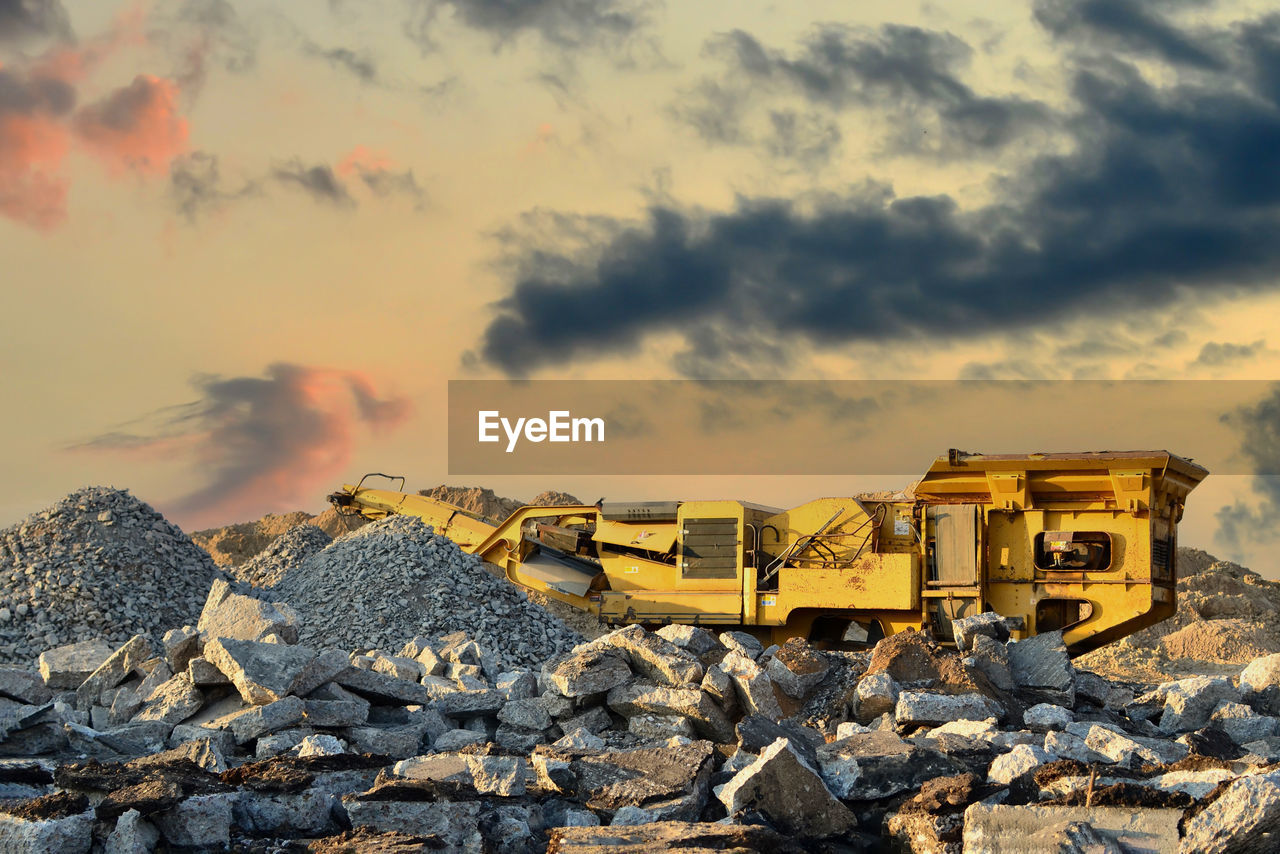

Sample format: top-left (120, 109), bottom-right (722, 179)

top-left (928, 504), bottom-right (983, 640)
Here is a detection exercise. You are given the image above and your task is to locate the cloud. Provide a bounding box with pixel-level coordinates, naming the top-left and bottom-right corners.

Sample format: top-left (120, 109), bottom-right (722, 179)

top-left (73, 363), bottom-right (411, 528)
top-left (0, 0), bottom-right (71, 46)
top-left (169, 150), bottom-right (258, 221)
top-left (676, 24), bottom-right (1049, 162)
top-left (303, 42), bottom-right (378, 84)
top-left (0, 64), bottom-right (74, 229)
top-left (73, 74), bottom-right (189, 175)
top-left (272, 159), bottom-right (355, 207)
top-left (1033, 0), bottom-right (1226, 71)
top-left (336, 145), bottom-right (425, 207)
top-left (476, 9), bottom-right (1280, 376)
top-left (403, 0), bottom-right (652, 52)
top-left (156, 0), bottom-right (259, 96)
top-left (1215, 384), bottom-right (1280, 558)
top-left (1191, 339), bottom-right (1270, 368)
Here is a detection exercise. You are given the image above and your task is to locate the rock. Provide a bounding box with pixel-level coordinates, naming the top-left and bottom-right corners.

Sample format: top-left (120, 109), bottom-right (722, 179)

top-left (699, 665), bottom-right (738, 717)
top-left (554, 728), bottom-right (606, 750)
top-left (221, 695), bottom-right (306, 744)
top-left (1043, 731), bottom-right (1109, 765)
top-left (988, 743), bottom-right (1053, 785)
top-left (197, 578), bottom-right (298, 643)
top-left (532, 739), bottom-right (715, 819)
top-left (719, 651), bottom-right (782, 719)
top-left (896, 691), bottom-right (1003, 726)
top-left (952, 612), bottom-right (1009, 651)
top-left (1241, 653), bottom-right (1280, 694)
top-left (735, 716), bottom-right (821, 767)
top-left (433, 729), bottom-right (488, 751)
top-left (496, 671), bottom-right (538, 701)
top-left (37, 640), bottom-right (115, 689)
top-left (104, 808), bottom-right (159, 854)
top-left (559, 705), bottom-right (614, 735)
top-left (292, 734), bottom-right (347, 757)
top-left (717, 737), bottom-right (856, 838)
top-left (74, 636), bottom-right (154, 710)
top-left (303, 697), bottom-right (369, 727)
top-left (436, 689), bottom-right (506, 717)
top-left (1211, 701), bottom-right (1280, 745)
top-left (598, 625), bottom-right (704, 686)
top-left (334, 667), bottom-right (434, 706)
top-left (152, 793), bottom-right (236, 849)
top-left (495, 723), bottom-right (547, 752)
top-left (1075, 671), bottom-right (1132, 709)
top-left (856, 672), bottom-right (900, 723)
top-left (764, 638), bottom-right (829, 699)
top-left (498, 697), bottom-right (553, 730)
top-left (816, 731), bottom-right (967, 800)
top-left (186, 657), bottom-right (229, 687)
top-left (1181, 769), bottom-right (1280, 854)
top-left (132, 673), bottom-right (204, 725)
top-left (341, 799), bottom-right (483, 849)
top-left (719, 631), bottom-right (764, 659)
top-left (168, 724), bottom-right (236, 754)
top-left (0, 807), bottom-right (93, 853)
top-left (546, 648), bottom-right (633, 698)
top-left (467, 754), bottom-right (529, 796)
top-left (964, 804), bottom-right (1181, 854)
top-left (655, 625), bottom-right (721, 656)
top-left (606, 682), bottom-right (735, 742)
top-left (161, 627), bottom-right (201, 675)
top-left (203, 638), bottom-right (321, 705)
top-left (344, 725), bottom-right (424, 758)
top-left (969, 635), bottom-right (1014, 693)
top-left (1024, 703), bottom-right (1074, 730)
top-left (629, 714), bottom-right (696, 740)
top-left (234, 790), bottom-right (335, 836)
top-left (1006, 631), bottom-right (1075, 707)
top-left (1082, 724), bottom-right (1188, 767)
top-left (1159, 677), bottom-right (1238, 733)
top-left (134, 737), bottom-right (228, 773)
top-left (372, 653), bottom-right (425, 683)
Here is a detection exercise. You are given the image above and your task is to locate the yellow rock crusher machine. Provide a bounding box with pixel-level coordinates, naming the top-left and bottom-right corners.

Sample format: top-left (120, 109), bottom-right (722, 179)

top-left (328, 450), bottom-right (1207, 654)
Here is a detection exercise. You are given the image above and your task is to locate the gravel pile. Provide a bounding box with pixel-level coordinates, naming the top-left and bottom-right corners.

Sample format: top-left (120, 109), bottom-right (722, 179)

top-left (230, 524), bottom-right (332, 589)
top-left (270, 515), bottom-right (583, 669)
top-left (0, 487), bottom-right (218, 665)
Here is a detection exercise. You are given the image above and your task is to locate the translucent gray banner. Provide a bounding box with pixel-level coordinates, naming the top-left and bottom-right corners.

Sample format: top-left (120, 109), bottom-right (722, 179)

top-left (448, 380), bottom-right (1280, 475)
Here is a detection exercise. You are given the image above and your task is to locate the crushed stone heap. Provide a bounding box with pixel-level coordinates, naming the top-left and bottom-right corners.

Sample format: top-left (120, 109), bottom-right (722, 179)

top-left (269, 515), bottom-right (583, 669)
top-left (0, 488), bottom-right (218, 666)
top-left (229, 524), bottom-right (332, 590)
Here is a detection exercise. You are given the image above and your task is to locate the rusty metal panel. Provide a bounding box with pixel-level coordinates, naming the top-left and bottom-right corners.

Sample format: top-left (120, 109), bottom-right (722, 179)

top-left (934, 504), bottom-right (978, 585)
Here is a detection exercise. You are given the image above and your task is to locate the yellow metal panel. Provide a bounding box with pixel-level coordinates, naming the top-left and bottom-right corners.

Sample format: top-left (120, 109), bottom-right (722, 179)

top-left (593, 520), bottom-right (678, 552)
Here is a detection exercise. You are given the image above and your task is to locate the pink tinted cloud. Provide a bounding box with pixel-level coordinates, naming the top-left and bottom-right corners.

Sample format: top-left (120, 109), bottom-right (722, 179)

top-left (73, 74), bottom-right (189, 175)
top-left (72, 363), bottom-right (412, 528)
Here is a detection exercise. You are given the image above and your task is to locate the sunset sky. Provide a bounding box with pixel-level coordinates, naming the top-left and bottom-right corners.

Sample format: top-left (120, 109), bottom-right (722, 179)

top-left (4, 0), bottom-right (1280, 575)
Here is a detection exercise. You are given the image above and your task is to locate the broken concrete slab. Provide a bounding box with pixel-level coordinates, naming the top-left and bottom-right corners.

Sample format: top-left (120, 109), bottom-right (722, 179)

top-left (342, 799), bottom-right (482, 849)
top-left (988, 743), bottom-right (1053, 785)
top-left (103, 807), bottom-right (159, 854)
top-left (764, 638), bottom-right (829, 699)
top-left (547, 821), bottom-right (800, 853)
top-left (816, 730), bottom-right (968, 800)
top-left (963, 804), bottom-right (1180, 854)
top-left (952, 612), bottom-right (1010, 652)
top-left (203, 637), bottom-right (319, 705)
top-left (0, 808), bottom-right (93, 853)
top-left (74, 637), bottom-right (154, 711)
top-left (655, 625), bottom-right (721, 656)
top-left (719, 650), bottom-right (783, 720)
top-left (497, 697), bottom-right (552, 731)
top-left (606, 682), bottom-right (735, 743)
top-left (37, 640), bottom-right (115, 690)
top-left (856, 672), bottom-right (900, 723)
top-left (896, 691), bottom-right (1004, 727)
top-left (718, 631), bottom-right (763, 659)
top-left (186, 657), bottom-right (229, 687)
top-left (161, 626), bottom-right (201, 675)
top-left (546, 648), bottom-right (633, 698)
top-left (1006, 630), bottom-right (1075, 707)
top-left (197, 578), bottom-right (298, 644)
top-left (1024, 703), bottom-right (1074, 730)
top-left (1180, 769), bottom-right (1280, 853)
top-left (220, 696), bottom-right (306, 745)
top-left (532, 739), bottom-right (715, 820)
top-left (333, 667), bottom-right (434, 706)
top-left (1241, 653), bottom-right (1280, 694)
top-left (1158, 676), bottom-right (1238, 733)
top-left (717, 737), bottom-right (856, 838)
top-left (152, 793), bottom-right (236, 849)
top-left (597, 624), bottom-right (704, 687)
top-left (1211, 701), bottom-right (1280, 745)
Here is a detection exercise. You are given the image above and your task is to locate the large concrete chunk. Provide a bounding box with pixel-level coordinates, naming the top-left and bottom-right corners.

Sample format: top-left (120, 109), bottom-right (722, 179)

top-left (1181, 769), bottom-right (1280, 854)
top-left (532, 739), bottom-right (715, 819)
top-left (764, 638), bottom-right (829, 699)
top-left (153, 794), bottom-right (236, 849)
top-left (965, 804), bottom-right (1179, 854)
top-left (0, 809), bottom-right (93, 853)
top-left (197, 578), bottom-right (299, 643)
top-left (607, 682), bottom-right (735, 742)
top-left (896, 691), bottom-right (1003, 726)
top-left (719, 650), bottom-right (783, 720)
top-left (1241, 653), bottom-right (1280, 694)
top-left (952, 612), bottom-right (1009, 652)
top-left (343, 800), bottom-right (482, 848)
top-left (204, 638), bottom-right (320, 705)
top-left (74, 636), bottom-right (154, 711)
top-left (220, 696), bottom-right (306, 744)
top-left (1211, 701), bottom-right (1280, 745)
top-left (1006, 630), bottom-right (1075, 707)
top-left (817, 730), bottom-right (967, 800)
top-left (988, 743), bottom-right (1053, 785)
top-left (598, 624), bottom-right (704, 686)
top-left (132, 674), bottom-right (204, 725)
top-left (37, 640), bottom-right (115, 689)
top-left (161, 627), bottom-right (201, 674)
top-left (1159, 676), bottom-right (1237, 733)
top-left (855, 672), bottom-right (899, 723)
top-left (546, 648), bottom-right (633, 698)
top-left (717, 738), bottom-right (856, 838)
top-left (655, 625), bottom-right (721, 656)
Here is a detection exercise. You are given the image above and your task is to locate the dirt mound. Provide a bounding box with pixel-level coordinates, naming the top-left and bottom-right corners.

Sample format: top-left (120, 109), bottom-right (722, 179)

top-left (0, 487), bottom-right (219, 664)
top-left (531, 489), bottom-right (585, 507)
top-left (191, 511), bottom-right (315, 566)
top-left (417, 485), bottom-right (584, 524)
top-left (1079, 547), bottom-right (1280, 679)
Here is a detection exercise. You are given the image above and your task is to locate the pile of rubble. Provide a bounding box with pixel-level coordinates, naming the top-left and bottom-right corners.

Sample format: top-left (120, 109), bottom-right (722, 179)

top-left (6, 591), bottom-right (1280, 852)
top-left (231, 525), bottom-right (333, 590)
top-left (269, 515), bottom-right (583, 670)
top-left (0, 489), bottom-right (218, 666)
top-left (192, 509), bottom-right (366, 568)
top-left (1080, 548), bottom-right (1280, 680)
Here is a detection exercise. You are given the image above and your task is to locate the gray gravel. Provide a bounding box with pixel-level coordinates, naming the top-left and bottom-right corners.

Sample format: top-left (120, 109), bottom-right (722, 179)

top-left (0, 487), bottom-right (219, 666)
top-left (270, 515), bottom-right (583, 669)
top-left (231, 524), bottom-right (332, 589)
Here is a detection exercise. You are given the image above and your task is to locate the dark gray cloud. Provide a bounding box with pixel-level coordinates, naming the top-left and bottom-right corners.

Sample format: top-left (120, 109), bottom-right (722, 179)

top-left (272, 160), bottom-right (355, 207)
top-left (0, 0), bottom-right (71, 45)
top-left (1215, 385), bottom-right (1280, 557)
top-left (155, 0), bottom-right (258, 95)
top-left (169, 151), bottom-right (259, 221)
top-left (303, 42), bottom-right (379, 84)
top-left (1192, 339), bottom-right (1269, 368)
top-left (74, 363), bottom-right (410, 527)
top-left (353, 166), bottom-right (425, 208)
top-left (0, 66), bottom-right (75, 116)
top-left (678, 24), bottom-right (1048, 161)
top-left (475, 9), bottom-right (1280, 376)
top-left (403, 0), bottom-right (652, 52)
top-left (1034, 0), bottom-right (1225, 71)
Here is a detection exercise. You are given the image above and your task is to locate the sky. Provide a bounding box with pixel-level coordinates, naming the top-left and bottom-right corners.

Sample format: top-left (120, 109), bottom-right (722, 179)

top-left (3, 0), bottom-right (1280, 575)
